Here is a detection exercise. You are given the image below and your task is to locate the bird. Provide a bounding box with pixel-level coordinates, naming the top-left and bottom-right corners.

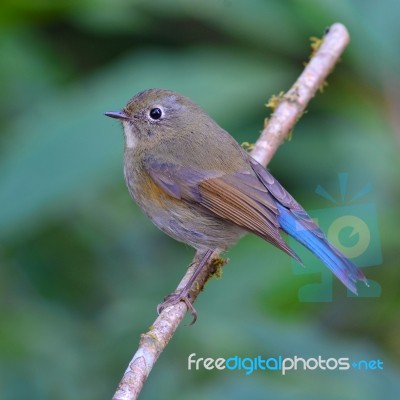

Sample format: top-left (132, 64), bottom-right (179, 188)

top-left (105, 88), bottom-right (368, 322)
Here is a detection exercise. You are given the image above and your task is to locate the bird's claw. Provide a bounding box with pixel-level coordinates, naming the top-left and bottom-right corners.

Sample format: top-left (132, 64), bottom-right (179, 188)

top-left (157, 290), bottom-right (198, 325)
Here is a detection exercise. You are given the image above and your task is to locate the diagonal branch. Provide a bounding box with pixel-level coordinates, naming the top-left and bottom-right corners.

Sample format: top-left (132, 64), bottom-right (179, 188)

top-left (112, 22), bottom-right (350, 400)
top-left (251, 24), bottom-right (349, 165)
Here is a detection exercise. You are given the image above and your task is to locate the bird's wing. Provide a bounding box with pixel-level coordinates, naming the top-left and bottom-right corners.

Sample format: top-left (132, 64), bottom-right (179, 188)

top-left (144, 155), bottom-right (300, 260)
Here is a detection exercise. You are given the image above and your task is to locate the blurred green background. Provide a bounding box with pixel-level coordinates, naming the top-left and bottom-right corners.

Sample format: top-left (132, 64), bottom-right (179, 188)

top-left (1, 0), bottom-right (399, 399)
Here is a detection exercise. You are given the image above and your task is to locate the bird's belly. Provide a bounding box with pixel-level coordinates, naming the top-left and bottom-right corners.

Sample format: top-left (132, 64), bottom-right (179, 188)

top-left (149, 201), bottom-right (245, 251)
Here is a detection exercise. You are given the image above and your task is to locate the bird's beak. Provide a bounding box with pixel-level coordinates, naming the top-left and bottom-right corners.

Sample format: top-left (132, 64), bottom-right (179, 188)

top-left (104, 111), bottom-right (130, 120)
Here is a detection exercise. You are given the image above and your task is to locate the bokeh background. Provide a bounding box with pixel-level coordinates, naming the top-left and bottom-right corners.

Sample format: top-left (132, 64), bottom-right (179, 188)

top-left (1, 1), bottom-right (399, 399)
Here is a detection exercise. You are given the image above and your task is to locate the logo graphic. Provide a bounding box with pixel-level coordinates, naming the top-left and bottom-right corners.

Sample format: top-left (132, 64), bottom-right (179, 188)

top-left (187, 353), bottom-right (384, 375)
top-left (289, 173), bottom-right (382, 302)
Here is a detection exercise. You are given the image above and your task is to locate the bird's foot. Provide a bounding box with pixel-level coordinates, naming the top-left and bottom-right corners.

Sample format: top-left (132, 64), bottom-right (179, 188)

top-left (157, 289), bottom-right (198, 325)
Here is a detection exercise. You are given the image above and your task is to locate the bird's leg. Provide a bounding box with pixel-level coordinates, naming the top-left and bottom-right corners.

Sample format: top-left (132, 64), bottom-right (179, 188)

top-left (157, 249), bottom-right (214, 324)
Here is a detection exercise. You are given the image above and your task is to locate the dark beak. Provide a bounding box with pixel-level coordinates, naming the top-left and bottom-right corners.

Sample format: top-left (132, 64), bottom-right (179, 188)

top-left (104, 111), bottom-right (130, 120)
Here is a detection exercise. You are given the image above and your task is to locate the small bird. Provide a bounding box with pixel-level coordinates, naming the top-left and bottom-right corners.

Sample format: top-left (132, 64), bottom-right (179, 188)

top-left (105, 89), bottom-right (367, 321)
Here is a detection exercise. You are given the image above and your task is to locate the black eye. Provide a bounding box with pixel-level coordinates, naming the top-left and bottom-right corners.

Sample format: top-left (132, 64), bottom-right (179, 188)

top-left (149, 108), bottom-right (163, 120)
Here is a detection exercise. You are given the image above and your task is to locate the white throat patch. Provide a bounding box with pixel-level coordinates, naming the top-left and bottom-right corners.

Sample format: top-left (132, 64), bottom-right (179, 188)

top-left (123, 122), bottom-right (138, 149)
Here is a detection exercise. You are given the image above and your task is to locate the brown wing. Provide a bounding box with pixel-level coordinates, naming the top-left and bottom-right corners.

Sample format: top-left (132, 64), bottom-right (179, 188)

top-left (144, 155), bottom-right (301, 261)
top-left (198, 173), bottom-right (301, 259)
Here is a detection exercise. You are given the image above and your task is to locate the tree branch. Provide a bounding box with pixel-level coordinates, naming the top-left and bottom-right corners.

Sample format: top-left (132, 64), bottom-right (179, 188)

top-left (112, 22), bottom-right (350, 400)
top-left (251, 23), bottom-right (350, 165)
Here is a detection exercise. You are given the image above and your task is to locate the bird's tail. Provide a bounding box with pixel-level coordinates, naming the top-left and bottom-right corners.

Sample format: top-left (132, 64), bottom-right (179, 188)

top-left (276, 203), bottom-right (368, 294)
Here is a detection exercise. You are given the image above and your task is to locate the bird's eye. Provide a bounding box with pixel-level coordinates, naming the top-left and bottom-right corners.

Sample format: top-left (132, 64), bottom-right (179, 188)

top-left (149, 107), bottom-right (163, 120)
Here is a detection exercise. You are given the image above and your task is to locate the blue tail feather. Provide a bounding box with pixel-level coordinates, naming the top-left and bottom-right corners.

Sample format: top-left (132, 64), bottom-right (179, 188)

top-left (276, 203), bottom-right (367, 294)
